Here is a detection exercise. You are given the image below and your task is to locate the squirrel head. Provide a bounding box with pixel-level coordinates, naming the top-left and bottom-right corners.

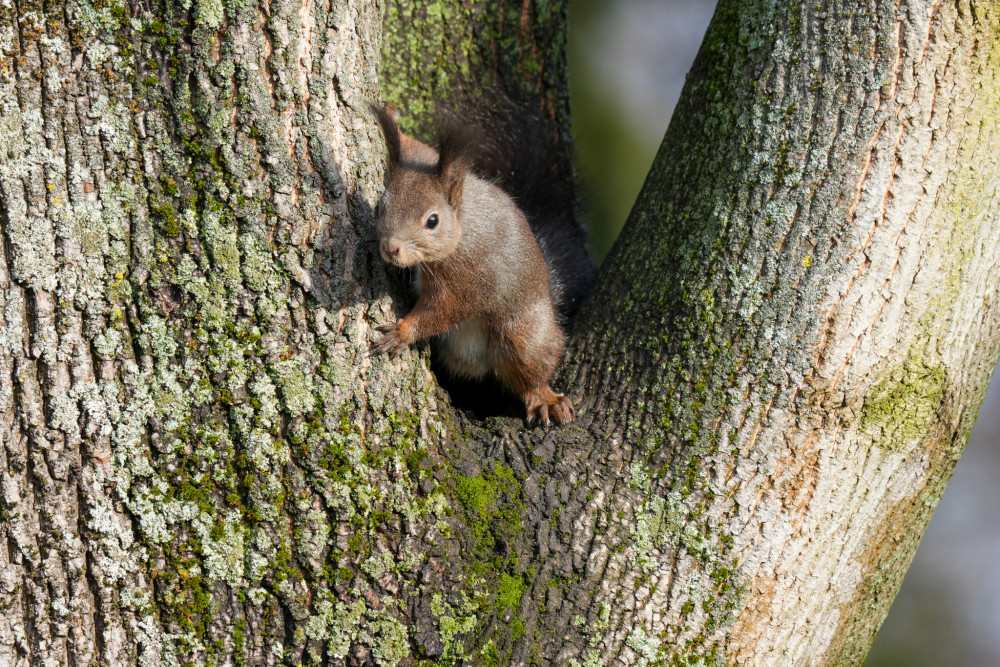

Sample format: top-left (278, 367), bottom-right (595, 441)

top-left (371, 103), bottom-right (471, 268)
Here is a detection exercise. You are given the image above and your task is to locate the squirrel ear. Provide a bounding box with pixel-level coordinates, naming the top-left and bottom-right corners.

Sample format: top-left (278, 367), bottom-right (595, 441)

top-left (438, 157), bottom-right (467, 210)
top-left (369, 102), bottom-right (401, 166)
top-left (436, 122), bottom-right (473, 210)
top-left (384, 102), bottom-right (402, 124)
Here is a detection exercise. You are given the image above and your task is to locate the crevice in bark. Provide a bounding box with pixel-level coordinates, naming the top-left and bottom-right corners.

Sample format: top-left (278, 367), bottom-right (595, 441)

top-left (1, 0), bottom-right (999, 664)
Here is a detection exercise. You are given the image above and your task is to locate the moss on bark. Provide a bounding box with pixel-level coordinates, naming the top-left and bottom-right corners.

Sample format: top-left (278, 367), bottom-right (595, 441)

top-left (3, 0), bottom-right (1000, 665)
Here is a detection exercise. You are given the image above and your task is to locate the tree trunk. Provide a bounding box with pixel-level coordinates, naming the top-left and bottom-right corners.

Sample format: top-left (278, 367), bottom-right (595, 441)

top-left (1, 1), bottom-right (998, 666)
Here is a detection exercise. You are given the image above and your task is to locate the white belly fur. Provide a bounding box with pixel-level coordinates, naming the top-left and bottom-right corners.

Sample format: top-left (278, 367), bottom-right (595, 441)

top-left (437, 320), bottom-right (491, 378)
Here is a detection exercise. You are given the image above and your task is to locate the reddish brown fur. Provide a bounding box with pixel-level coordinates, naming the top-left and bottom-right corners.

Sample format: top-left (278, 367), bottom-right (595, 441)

top-left (372, 103), bottom-right (574, 426)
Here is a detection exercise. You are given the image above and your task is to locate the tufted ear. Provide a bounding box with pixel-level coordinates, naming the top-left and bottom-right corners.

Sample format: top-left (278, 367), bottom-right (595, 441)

top-left (436, 121), bottom-right (474, 210)
top-left (369, 102), bottom-right (401, 167)
top-left (437, 154), bottom-right (467, 211)
top-left (384, 102), bottom-right (401, 123)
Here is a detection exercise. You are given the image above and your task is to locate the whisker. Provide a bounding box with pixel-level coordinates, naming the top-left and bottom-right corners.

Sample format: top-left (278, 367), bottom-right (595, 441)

top-left (421, 261), bottom-right (437, 282)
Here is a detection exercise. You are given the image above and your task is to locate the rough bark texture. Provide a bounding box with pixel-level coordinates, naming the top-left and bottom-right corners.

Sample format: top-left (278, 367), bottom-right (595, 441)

top-left (1, 1), bottom-right (999, 667)
top-left (558, 1), bottom-right (1000, 664)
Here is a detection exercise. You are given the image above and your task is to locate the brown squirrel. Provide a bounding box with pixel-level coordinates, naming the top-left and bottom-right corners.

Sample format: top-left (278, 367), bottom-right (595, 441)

top-left (370, 100), bottom-right (595, 426)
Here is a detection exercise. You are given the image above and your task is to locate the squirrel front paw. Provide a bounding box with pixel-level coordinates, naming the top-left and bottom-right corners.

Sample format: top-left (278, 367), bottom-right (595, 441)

top-left (526, 391), bottom-right (575, 428)
top-left (374, 322), bottom-right (413, 358)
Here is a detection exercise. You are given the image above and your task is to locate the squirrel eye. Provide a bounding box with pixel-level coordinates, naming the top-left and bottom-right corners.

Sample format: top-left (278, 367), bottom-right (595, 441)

top-left (425, 213), bottom-right (439, 229)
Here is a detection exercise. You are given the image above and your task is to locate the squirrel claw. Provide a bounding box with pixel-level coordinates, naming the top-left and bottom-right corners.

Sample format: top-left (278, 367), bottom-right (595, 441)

top-left (373, 322), bottom-right (411, 358)
top-left (534, 404), bottom-right (550, 428)
top-left (526, 393), bottom-right (575, 428)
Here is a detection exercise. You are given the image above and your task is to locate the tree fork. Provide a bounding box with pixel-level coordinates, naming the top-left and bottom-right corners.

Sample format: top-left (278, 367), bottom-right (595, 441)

top-left (0, 0), bottom-right (999, 666)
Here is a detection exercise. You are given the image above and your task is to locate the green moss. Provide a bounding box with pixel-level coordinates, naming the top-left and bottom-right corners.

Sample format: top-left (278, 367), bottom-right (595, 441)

top-left (480, 640), bottom-right (501, 666)
top-left (509, 616), bottom-right (525, 641)
top-left (439, 460), bottom-right (541, 656)
top-left (233, 618), bottom-right (247, 666)
top-left (454, 462), bottom-right (524, 557)
top-left (379, 0), bottom-right (572, 148)
top-left (860, 353), bottom-right (948, 452)
top-left (151, 202), bottom-right (180, 237)
top-left (15, 0), bottom-right (469, 662)
top-left (495, 572), bottom-right (525, 611)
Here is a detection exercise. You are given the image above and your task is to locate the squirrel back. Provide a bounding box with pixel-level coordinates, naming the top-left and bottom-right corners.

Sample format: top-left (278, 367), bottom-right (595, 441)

top-left (443, 97), bottom-right (597, 320)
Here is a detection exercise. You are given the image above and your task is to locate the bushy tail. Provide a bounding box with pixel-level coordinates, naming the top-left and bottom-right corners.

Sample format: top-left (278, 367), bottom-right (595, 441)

top-left (439, 93), bottom-right (597, 320)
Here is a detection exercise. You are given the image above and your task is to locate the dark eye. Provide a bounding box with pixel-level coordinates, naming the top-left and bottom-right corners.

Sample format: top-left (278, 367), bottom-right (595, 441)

top-left (425, 213), bottom-right (439, 229)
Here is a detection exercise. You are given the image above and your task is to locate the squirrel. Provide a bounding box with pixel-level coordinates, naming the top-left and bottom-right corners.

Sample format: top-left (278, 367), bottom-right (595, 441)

top-left (369, 99), bottom-right (596, 426)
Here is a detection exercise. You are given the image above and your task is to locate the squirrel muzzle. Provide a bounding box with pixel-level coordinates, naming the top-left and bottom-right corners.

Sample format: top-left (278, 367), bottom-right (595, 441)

top-left (380, 238), bottom-right (403, 265)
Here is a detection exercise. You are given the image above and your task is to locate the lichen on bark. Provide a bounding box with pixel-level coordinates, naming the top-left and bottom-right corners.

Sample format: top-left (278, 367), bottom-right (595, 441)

top-left (4, 0), bottom-right (1000, 665)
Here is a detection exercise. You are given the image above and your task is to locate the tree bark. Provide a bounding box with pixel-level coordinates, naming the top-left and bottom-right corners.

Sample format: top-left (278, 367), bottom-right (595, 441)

top-left (1, 1), bottom-right (998, 667)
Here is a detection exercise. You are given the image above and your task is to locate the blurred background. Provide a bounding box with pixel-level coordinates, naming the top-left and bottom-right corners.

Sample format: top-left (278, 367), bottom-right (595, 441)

top-left (568, 1), bottom-right (1000, 664)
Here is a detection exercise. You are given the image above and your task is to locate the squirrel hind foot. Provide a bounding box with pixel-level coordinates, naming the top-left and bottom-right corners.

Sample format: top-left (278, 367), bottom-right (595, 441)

top-left (525, 390), bottom-right (575, 428)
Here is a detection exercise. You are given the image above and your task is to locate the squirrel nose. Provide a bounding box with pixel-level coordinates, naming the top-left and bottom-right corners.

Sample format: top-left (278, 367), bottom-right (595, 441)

top-left (381, 239), bottom-right (401, 259)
